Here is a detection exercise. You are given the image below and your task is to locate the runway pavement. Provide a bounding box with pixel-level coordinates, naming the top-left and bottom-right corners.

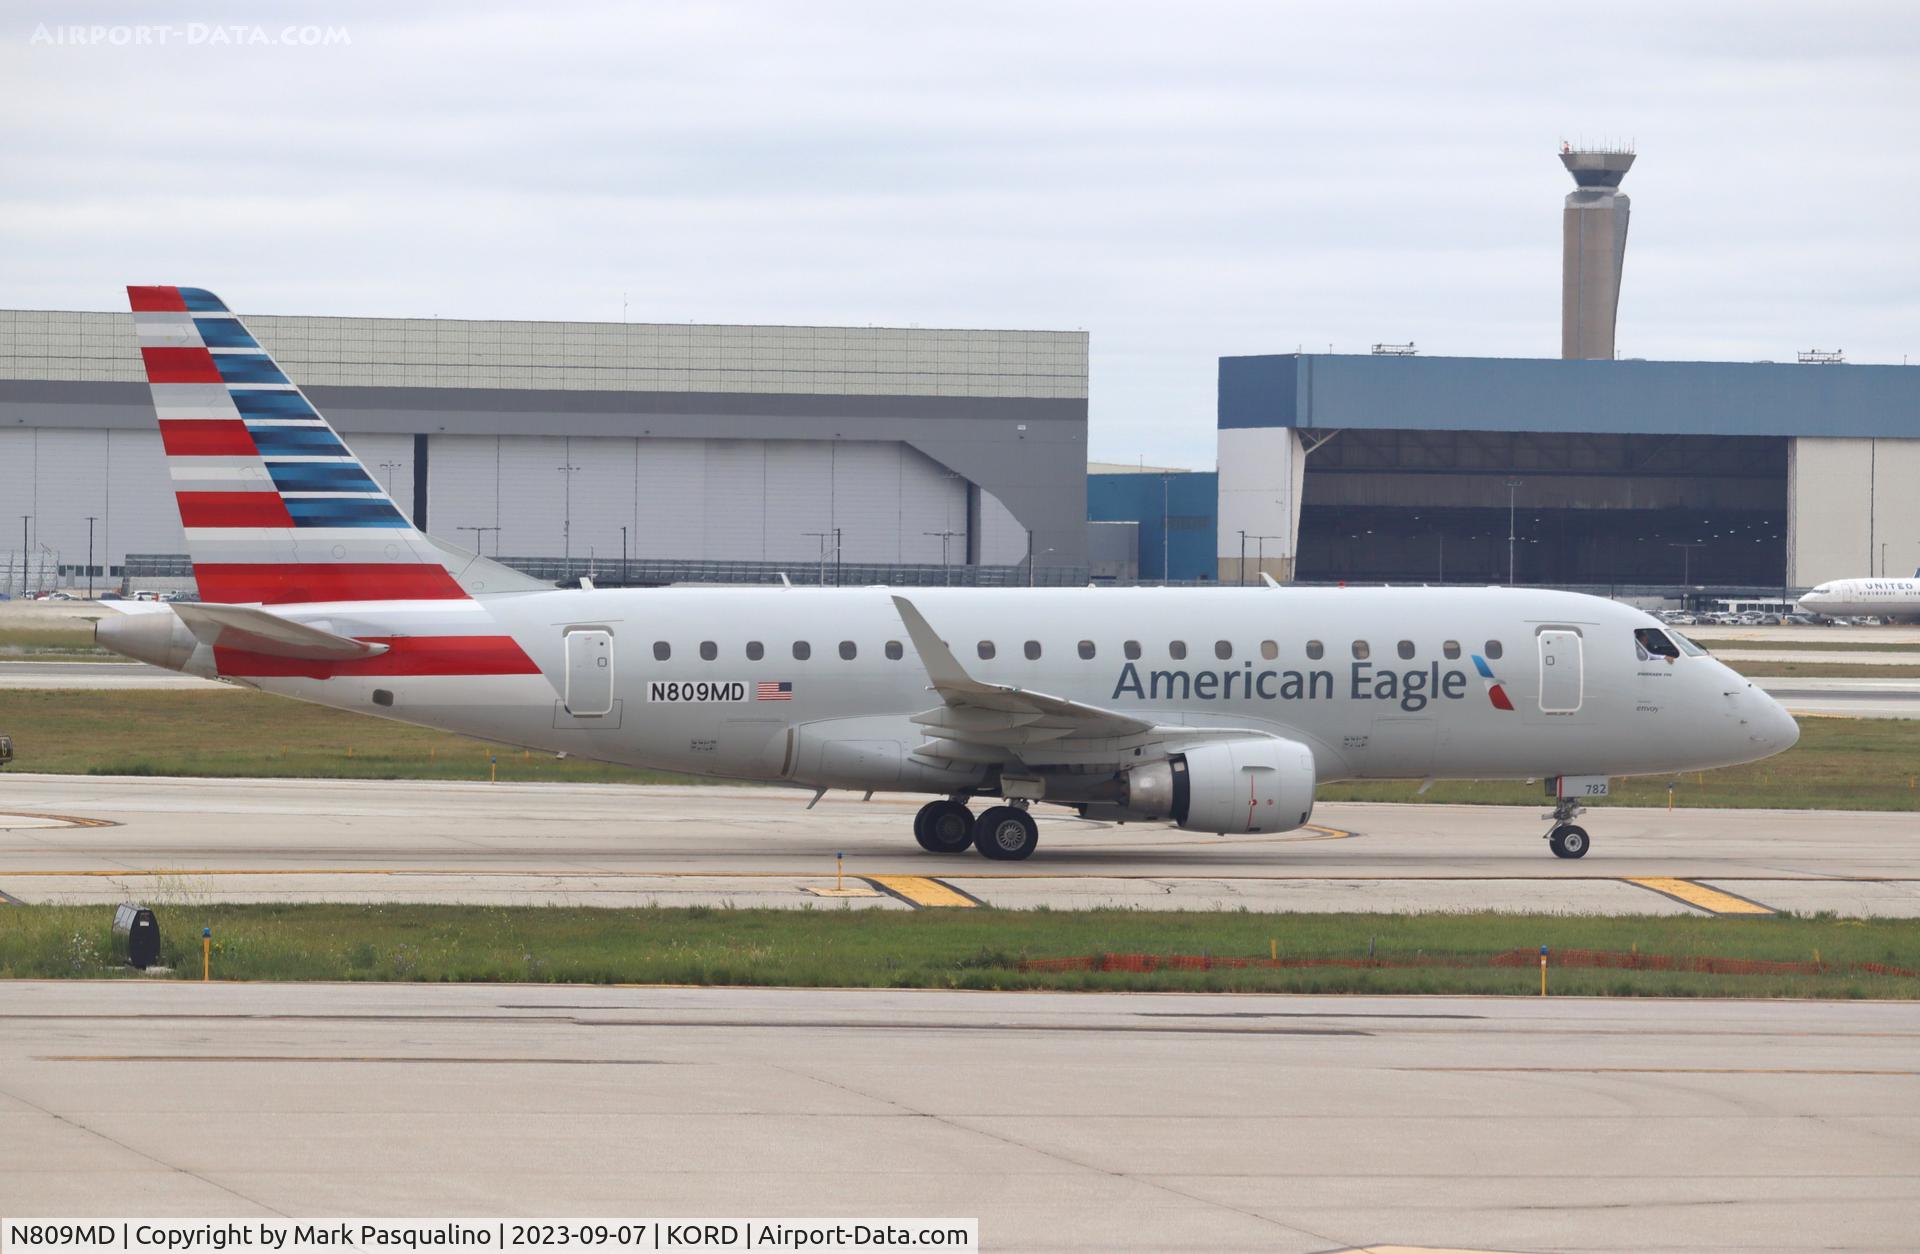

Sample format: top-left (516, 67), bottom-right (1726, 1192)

top-left (0, 981), bottom-right (1914, 1251)
top-left (0, 660), bottom-right (229, 690)
top-left (3, 775), bottom-right (1916, 916)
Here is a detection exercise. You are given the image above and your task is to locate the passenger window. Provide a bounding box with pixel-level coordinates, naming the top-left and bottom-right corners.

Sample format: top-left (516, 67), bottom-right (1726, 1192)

top-left (699, 641), bottom-right (717, 661)
top-left (792, 641), bottom-right (811, 660)
top-left (1351, 640), bottom-right (1370, 660)
top-left (1443, 640), bottom-right (1460, 659)
top-left (746, 641), bottom-right (764, 661)
top-left (1214, 641), bottom-right (1233, 660)
top-left (1397, 640), bottom-right (1415, 660)
top-left (839, 641), bottom-right (857, 660)
top-left (1124, 640), bottom-right (1141, 660)
top-left (1078, 640), bottom-right (1096, 660)
top-left (1484, 640), bottom-right (1503, 660)
top-left (885, 640), bottom-right (903, 660)
top-left (1260, 640), bottom-right (1278, 660)
top-left (653, 641), bottom-right (671, 661)
top-left (1169, 641), bottom-right (1188, 660)
top-left (978, 641), bottom-right (996, 660)
top-left (1634, 628), bottom-right (1680, 660)
top-left (1306, 640), bottom-right (1324, 660)
top-left (1024, 641), bottom-right (1042, 660)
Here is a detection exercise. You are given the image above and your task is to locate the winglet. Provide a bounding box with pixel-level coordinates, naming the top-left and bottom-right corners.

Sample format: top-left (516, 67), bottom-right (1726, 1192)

top-left (1260, 572), bottom-right (1281, 588)
top-left (890, 595), bottom-right (986, 694)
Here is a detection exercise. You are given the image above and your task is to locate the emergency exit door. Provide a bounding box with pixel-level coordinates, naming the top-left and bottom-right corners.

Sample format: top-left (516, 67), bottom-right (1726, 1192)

top-left (564, 629), bottom-right (614, 716)
top-left (1537, 629), bottom-right (1582, 714)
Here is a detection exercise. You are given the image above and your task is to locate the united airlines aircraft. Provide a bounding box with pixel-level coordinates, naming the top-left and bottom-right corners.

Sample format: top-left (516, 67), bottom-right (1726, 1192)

top-left (1799, 576), bottom-right (1920, 623)
top-left (98, 287), bottom-right (1800, 861)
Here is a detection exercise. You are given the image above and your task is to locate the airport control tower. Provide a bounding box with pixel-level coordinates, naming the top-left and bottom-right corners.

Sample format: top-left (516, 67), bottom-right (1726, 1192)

top-left (1560, 144), bottom-right (1635, 360)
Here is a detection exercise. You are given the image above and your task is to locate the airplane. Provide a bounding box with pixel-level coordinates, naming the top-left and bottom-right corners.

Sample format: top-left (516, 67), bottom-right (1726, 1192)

top-left (1798, 575), bottom-right (1920, 624)
top-left (97, 286), bottom-right (1801, 862)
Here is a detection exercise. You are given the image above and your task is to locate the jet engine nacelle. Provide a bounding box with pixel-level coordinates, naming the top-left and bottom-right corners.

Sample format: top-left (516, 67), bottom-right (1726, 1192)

top-left (1113, 738), bottom-right (1316, 834)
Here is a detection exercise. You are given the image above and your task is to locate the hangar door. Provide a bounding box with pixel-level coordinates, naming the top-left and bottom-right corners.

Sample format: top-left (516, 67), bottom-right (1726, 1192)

top-left (1537, 630), bottom-right (1582, 714)
top-left (564, 629), bottom-right (614, 717)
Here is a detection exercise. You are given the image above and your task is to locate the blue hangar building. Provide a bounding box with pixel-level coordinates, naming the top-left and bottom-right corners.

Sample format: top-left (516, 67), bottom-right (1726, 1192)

top-left (1214, 353), bottom-right (1920, 590)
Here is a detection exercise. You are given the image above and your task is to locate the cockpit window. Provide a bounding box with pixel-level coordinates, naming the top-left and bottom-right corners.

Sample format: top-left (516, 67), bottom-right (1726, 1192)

top-left (1634, 627), bottom-right (1680, 660)
top-left (1671, 631), bottom-right (1708, 657)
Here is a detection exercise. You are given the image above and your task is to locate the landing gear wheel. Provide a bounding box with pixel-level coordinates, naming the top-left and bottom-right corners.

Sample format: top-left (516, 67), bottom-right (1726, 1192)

top-left (973, 805), bottom-right (1039, 861)
top-left (1549, 824), bottom-right (1590, 859)
top-left (913, 800), bottom-right (974, 854)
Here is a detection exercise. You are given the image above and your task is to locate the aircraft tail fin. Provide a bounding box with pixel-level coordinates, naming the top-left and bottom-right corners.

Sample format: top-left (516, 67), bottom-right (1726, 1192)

top-left (128, 285), bottom-right (471, 606)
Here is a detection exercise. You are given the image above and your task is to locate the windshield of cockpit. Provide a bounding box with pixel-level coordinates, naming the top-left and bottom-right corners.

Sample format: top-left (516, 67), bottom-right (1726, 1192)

top-left (1634, 626), bottom-right (1703, 660)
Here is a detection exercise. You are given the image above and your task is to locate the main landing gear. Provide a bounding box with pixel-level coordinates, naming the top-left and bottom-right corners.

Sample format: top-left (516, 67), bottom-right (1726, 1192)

top-left (1544, 797), bottom-right (1590, 859)
top-left (911, 797), bottom-right (1040, 860)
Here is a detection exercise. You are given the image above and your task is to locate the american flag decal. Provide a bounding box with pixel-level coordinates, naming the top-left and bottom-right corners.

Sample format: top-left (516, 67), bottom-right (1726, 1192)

top-left (756, 681), bottom-right (793, 701)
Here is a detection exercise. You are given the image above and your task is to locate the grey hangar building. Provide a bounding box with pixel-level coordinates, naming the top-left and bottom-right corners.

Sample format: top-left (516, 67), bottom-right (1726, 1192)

top-left (0, 307), bottom-right (1089, 589)
top-left (1215, 352), bottom-right (1920, 593)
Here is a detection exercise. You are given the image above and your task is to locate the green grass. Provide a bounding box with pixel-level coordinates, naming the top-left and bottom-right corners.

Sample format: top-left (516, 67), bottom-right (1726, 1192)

top-left (1319, 717), bottom-right (1920, 811)
top-left (0, 689), bottom-right (707, 783)
top-left (0, 626), bottom-right (111, 660)
top-left (3, 904), bottom-right (1915, 998)
top-left (1725, 660), bottom-right (1920, 679)
top-left (4, 691), bottom-right (1917, 809)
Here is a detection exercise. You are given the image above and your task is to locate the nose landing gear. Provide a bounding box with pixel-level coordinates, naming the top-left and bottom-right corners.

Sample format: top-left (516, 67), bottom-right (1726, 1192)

top-left (1544, 797), bottom-right (1590, 859)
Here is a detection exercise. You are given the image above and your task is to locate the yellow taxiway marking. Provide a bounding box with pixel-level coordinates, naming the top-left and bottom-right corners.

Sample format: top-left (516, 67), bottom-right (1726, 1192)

top-left (1625, 877), bottom-right (1775, 915)
top-left (1336, 1247), bottom-right (1527, 1254)
top-left (0, 811), bottom-right (120, 829)
top-left (865, 875), bottom-right (979, 908)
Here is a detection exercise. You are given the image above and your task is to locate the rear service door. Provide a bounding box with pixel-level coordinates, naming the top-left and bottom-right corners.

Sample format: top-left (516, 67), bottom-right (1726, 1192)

top-left (1537, 629), bottom-right (1582, 714)
top-left (564, 629), bottom-right (614, 716)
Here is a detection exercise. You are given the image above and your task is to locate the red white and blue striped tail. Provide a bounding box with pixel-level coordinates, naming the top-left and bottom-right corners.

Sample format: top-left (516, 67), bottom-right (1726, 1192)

top-left (129, 285), bottom-right (469, 606)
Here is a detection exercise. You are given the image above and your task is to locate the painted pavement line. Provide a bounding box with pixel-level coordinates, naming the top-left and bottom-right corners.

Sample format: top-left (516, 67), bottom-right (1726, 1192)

top-left (1624, 876), bottom-right (1777, 915)
top-left (863, 875), bottom-right (981, 908)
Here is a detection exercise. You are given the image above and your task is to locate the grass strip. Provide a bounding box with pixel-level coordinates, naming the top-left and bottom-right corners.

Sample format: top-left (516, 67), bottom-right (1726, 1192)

top-left (3, 691), bottom-right (1918, 808)
top-left (1724, 660), bottom-right (1920, 679)
top-left (3, 904), bottom-right (1916, 998)
top-left (0, 689), bottom-right (706, 784)
top-left (1701, 638), bottom-right (1920, 653)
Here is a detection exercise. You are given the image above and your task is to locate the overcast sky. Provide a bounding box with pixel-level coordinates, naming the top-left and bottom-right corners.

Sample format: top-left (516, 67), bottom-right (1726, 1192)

top-left (6, 1), bottom-right (1916, 466)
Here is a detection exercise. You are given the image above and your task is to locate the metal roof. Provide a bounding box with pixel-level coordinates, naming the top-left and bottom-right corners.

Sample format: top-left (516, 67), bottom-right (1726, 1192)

top-left (1219, 353), bottom-right (1920, 439)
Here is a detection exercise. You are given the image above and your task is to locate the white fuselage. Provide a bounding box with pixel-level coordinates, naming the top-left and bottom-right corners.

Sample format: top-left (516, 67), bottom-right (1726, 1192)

top-left (1798, 578), bottom-right (1920, 622)
top-left (191, 585), bottom-right (1797, 793)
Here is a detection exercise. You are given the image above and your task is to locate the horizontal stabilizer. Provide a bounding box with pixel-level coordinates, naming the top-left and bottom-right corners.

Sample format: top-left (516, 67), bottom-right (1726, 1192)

top-left (174, 603), bottom-right (390, 660)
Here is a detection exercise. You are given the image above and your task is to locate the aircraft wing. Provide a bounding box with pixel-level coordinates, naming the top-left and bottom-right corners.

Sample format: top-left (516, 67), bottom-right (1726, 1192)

top-left (890, 594), bottom-right (1275, 771)
top-left (173, 603), bottom-right (390, 661)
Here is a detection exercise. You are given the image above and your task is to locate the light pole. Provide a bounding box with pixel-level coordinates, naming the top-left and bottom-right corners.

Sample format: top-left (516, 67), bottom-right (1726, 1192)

top-left (1668, 542), bottom-right (1705, 588)
top-left (1505, 479), bottom-right (1522, 585)
top-left (556, 461), bottom-right (580, 570)
top-left (456, 524), bottom-right (500, 557)
top-left (803, 530), bottom-right (837, 587)
top-left (1248, 533), bottom-right (1282, 584)
top-left (378, 460), bottom-right (402, 496)
top-left (621, 525), bottom-right (629, 585)
top-left (85, 515), bottom-right (97, 600)
top-left (1161, 474), bottom-right (1170, 583)
top-left (18, 516), bottom-right (29, 596)
top-left (923, 530), bottom-right (963, 586)
top-left (1238, 530), bottom-right (1247, 586)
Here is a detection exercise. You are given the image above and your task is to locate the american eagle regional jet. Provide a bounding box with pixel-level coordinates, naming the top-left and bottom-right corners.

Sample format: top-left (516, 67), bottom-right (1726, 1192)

top-left (99, 287), bottom-right (1801, 861)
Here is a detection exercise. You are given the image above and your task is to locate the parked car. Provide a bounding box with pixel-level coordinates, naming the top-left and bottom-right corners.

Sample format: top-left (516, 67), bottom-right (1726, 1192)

top-left (98, 590), bottom-right (123, 601)
top-left (0, 734), bottom-right (13, 770)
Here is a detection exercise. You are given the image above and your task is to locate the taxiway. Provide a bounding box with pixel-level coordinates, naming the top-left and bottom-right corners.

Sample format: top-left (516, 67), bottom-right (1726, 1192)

top-left (0, 981), bottom-right (1914, 1251)
top-left (2, 776), bottom-right (1914, 916)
